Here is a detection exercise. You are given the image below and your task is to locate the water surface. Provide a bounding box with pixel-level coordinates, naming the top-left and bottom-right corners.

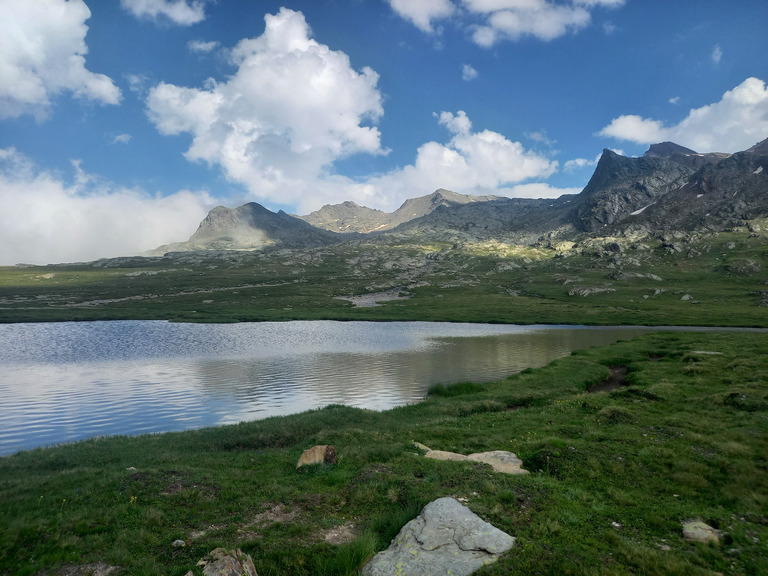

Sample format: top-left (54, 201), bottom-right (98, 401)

top-left (0, 321), bottom-right (658, 454)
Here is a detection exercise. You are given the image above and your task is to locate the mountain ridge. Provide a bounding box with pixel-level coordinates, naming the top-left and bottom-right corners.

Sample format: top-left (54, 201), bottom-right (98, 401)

top-left (150, 137), bottom-right (768, 255)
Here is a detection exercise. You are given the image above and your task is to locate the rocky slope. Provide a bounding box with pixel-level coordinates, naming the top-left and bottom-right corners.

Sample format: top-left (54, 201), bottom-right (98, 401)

top-left (299, 189), bottom-right (499, 234)
top-left (149, 202), bottom-right (345, 254)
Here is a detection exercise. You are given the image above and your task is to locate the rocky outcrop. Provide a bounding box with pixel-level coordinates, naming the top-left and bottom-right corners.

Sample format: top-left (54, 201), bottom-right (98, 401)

top-left (571, 149), bottom-right (698, 232)
top-left (415, 443), bottom-right (528, 475)
top-left (362, 497), bottom-right (515, 576)
top-left (150, 202), bottom-right (344, 254)
top-left (682, 520), bottom-right (722, 545)
top-left (196, 548), bottom-right (258, 576)
top-left (300, 189), bottom-right (500, 234)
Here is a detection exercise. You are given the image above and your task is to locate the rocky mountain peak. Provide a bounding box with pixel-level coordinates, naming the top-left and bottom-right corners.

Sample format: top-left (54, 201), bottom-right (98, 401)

top-left (644, 142), bottom-right (698, 158)
top-left (746, 137), bottom-right (768, 155)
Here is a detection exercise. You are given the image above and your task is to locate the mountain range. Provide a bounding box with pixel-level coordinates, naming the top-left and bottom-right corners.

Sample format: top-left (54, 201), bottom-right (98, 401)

top-left (151, 137), bottom-right (768, 255)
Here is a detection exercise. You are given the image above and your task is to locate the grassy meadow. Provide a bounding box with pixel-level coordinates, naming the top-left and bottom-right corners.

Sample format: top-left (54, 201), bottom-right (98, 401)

top-left (1, 331), bottom-right (767, 575)
top-left (1, 223), bottom-right (767, 574)
top-left (0, 225), bottom-right (767, 327)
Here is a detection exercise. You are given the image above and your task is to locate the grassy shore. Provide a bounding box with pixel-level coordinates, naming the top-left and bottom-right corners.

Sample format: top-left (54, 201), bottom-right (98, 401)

top-left (1, 330), bottom-right (767, 575)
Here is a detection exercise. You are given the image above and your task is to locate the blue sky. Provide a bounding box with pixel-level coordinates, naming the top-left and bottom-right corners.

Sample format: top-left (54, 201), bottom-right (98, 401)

top-left (1, 0), bottom-right (767, 264)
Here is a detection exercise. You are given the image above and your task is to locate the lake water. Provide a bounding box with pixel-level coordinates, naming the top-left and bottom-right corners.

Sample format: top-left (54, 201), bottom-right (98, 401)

top-left (0, 320), bottom-right (661, 455)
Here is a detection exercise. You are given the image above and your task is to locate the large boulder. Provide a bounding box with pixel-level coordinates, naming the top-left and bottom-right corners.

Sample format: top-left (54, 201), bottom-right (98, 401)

top-left (362, 497), bottom-right (515, 576)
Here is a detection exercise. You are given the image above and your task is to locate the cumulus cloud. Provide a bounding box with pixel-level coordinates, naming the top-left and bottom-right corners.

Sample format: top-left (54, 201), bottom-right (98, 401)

top-left (599, 77), bottom-right (768, 152)
top-left (364, 110), bottom-right (560, 207)
top-left (146, 8), bottom-right (385, 212)
top-left (120, 0), bottom-right (209, 26)
top-left (386, 0), bottom-right (456, 33)
top-left (386, 0), bottom-right (625, 45)
top-left (462, 63), bottom-right (479, 81)
top-left (146, 9), bottom-right (563, 213)
top-left (0, 148), bottom-right (213, 265)
top-left (0, 0), bottom-right (121, 120)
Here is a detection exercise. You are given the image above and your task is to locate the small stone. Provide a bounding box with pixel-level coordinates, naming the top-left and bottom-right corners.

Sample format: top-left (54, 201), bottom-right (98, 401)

top-left (172, 539), bottom-right (186, 548)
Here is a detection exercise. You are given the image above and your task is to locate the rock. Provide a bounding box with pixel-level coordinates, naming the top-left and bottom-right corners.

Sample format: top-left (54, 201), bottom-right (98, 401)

top-left (682, 521), bottom-right (721, 545)
top-left (681, 294), bottom-right (693, 301)
top-left (202, 548), bottom-right (258, 576)
top-left (172, 539), bottom-right (186, 548)
top-left (416, 443), bottom-right (528, 475)
top-left (362, 497), bottom-right (515, 576)
top-left (467, 451), bottom-right (529, 475)
top-left (568, 286), bottom-right (616, 297)
top-left (297, 445), bottom-right (337, 468)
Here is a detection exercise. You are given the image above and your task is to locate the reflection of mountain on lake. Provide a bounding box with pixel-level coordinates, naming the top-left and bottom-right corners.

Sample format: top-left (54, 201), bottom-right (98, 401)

top-left (0, 321), bottom-right (656, 455)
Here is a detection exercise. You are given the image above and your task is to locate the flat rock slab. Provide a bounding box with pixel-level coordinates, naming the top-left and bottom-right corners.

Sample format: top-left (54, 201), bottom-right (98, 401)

top-left (362, 497), bottom-right (515, 576)
top-left (418, 443), bottom-right (528, 475)
top-left (682, 521), bottom-right (721, 545)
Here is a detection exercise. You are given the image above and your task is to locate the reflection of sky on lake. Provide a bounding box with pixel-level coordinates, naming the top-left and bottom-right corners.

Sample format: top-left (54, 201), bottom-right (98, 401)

top-left (0, 321), bottom-right (659, 455)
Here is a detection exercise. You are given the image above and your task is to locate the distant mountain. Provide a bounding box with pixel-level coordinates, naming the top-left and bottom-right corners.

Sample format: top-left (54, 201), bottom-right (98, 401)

top-left (149, 202), bottom-right (344, 254)
top-left (299, 189), bottom-right (499, 234)
top-left (151, 138), bottom-right (768, 255)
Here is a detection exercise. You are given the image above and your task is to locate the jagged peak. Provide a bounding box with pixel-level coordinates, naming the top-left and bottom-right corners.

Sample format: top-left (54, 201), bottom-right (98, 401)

top-left (746, 137), bottom-right (768, 155)
top-left (644, 142), bottom-right (698, 158)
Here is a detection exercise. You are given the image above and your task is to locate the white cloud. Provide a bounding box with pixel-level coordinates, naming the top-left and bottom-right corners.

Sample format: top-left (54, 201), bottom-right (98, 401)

top-left (146, 10), bottom-right (560, 214)
top-left (188, 39), bottom-right (219, 53)
top-left (110, 133), bottom-right (132, 145)
top-left (599, 115), bottom-right (666, 144)
top-left (599, 77), bottom-right (768, 152)
top-left (120, 0), bottom-right (208, 26)
top-left (711, 44), bottom-right (722, 65)
top-left (364, 110), bottom-right (559, 208)
top-left (563, 151), bottom-right (614, 171)
top-left (0, 0), bottom-right (121, 120)
top-left (563, 157), bottom-right (594, 171)
top-left (146, 8), bottom-right (385, 213)
top-left (386, 0), bottom-right (625, 45)
top-left (462, 63), bottom-right (479, 81)
top-left (669, 96), bottom-right (680, 105)
top-left (0, 148), bottom-right (213, 265)
top-left (386, 0), bottom-right (456, 33)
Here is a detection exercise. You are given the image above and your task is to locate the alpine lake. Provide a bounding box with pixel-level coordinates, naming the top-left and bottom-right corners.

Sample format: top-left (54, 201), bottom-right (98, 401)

top-left (0, 320), bottom-right (681, 455)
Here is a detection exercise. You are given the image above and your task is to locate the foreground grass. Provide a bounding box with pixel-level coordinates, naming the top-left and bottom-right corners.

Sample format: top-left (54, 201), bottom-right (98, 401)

top-left (1, 331), bottom-right (767, 575)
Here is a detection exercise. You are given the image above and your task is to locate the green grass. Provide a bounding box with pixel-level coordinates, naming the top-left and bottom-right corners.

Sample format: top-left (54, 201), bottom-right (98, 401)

top-left (1, 226), bottom-right (767, 326)
top-left (1, 331), bottom-right (767, 575)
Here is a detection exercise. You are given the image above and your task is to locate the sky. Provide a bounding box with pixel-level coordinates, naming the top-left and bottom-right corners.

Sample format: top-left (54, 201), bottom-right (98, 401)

top-left (1, 0), bottom-right (768, 265)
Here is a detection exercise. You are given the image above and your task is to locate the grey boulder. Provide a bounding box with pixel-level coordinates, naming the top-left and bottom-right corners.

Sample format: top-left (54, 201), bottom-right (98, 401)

top-left (362, 497), bottom-right (515, 576)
